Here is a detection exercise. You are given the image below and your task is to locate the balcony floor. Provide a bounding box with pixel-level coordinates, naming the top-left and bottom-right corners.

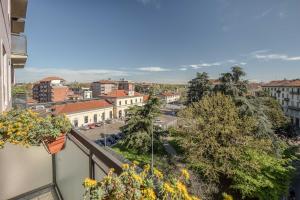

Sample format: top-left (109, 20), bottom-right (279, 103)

top-left (16, 186), bottom-right (59, 200)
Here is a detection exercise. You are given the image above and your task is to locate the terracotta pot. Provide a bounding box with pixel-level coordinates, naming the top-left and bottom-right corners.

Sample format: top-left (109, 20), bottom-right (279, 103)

top-left (44, 134), bottom-right (66, 154)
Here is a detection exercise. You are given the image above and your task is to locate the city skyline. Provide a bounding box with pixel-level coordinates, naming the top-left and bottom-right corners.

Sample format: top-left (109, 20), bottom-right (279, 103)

top-left (16, 0), bottom-right (300, 83)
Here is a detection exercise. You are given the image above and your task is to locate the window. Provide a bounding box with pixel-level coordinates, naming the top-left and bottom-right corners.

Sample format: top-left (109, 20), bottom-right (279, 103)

top-left (135, 99), bottom-right (137, 103)
top-left (125, 100), bottom-right (127, 104)
top-left (109, 111), bottom-right (113, 119)
top-left (131, 99), bottom-right (133, 104)
top-left (73, 119), bottom-right (78, 127)
top-left (94, 114), bottom-right (97, 123)
top-left (84, 116), bottom-right (88, 123)
top-left (102, 112), bottom-right (105, 121)
top-left (140, 98), bottom-right (142, 102)
top-left (119, 110), bottom-right (122, 118)
top-left (119, 101), bottom-right (121, 106)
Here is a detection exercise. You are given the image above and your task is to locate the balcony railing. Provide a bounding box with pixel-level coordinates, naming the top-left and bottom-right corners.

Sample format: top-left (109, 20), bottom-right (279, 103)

top-left (0, 128), bottom-right (123, 200)
top-left (11, 33), bottom-right (28, 68)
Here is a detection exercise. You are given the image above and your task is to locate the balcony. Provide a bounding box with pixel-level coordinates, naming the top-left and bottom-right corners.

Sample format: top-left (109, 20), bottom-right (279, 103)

top-left (11, 0), bottom-right (28, 19)
top-left (0, 129), bottom-right (123, 200)
top-left (11, 33), bottom-right (28, 68)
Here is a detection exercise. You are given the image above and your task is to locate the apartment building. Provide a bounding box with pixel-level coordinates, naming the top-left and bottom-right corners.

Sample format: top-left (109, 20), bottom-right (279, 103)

top-left (0, 0), bottom-right (28, 112)
top-left (159, 92), bottom-right (181, 103)
top-left (117, 79), bottom-right (135, 91)
top-left (100, 90), bottom-right (144, 118)
top-left (262, 79), bottom-right (300, 128)
top-left (32, 76), bottom-right (72, 103)
top-left (91, 80), bottom-right (117, 96)
top-left (53, 100), bottom-right (113, 127)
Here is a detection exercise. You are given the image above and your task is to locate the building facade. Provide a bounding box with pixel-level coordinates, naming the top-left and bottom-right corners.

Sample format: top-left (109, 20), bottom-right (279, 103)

top-left (53, 100), bottom-right (114, 127)
top-left (91, 80), bottom-right (117, 96)
top-left (117, 79), bottom-right (135, 91)
top-left (32, 77), bottom-right (71, 103)
top-left (262, 79), bottom-right (300, 128)
top-left (100, 90), bottom-right (144, 118)
top-left (0, 0), bottom-right (28, 112)
top-left (159, 92), bottom-right (180, 103)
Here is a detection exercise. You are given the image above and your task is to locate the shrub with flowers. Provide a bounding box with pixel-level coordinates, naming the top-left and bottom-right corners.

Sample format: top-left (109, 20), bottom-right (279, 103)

top-left (0, 109), bottom-right (71, 149)
top-left (83, 163), bottom-right (200, 200)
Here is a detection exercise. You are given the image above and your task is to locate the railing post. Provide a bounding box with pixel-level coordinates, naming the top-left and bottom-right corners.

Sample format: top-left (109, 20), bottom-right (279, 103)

top-left (89, 153), bottom-right (95, 179)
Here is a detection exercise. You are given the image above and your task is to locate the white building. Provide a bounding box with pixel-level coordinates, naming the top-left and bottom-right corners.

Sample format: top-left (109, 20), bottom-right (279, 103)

top-left (0, 0), bottom-right (28, 112)
top-left (159, 92), bottom-right (180, 103)
top-left (100, 90), bottom-right (144, 118)
top-left (262, 80), bottom-right (300, 128)
top-left (53, 100), bottom-right (114, 127)
top-left (82, 88), bottom-right (92, 99)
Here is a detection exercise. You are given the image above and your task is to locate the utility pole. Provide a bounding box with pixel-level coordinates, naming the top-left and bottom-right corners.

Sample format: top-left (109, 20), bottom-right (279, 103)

top-left (151, 122), bottom-right (154, 175)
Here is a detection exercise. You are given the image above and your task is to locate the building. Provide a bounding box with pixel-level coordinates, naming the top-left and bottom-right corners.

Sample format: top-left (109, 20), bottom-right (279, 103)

top-left (82, 87), bottom-right (92, 99)
top-left (262, 79), bottom-right (300, 128)
top-left (32, 77), bottom-right (72, 103)
top-left (91, 80), bottom-right (117, 96)
top-left (53, 100), bottom-right (113, 127)
top-left (117, 79), bottom-right (135, 91)
top-left (100, 90), bottom-right (144, 118)
top-left (247, 82), bottom-right (263, 96)
top-left (0, 0), bottom-right (28, 112)
top-left (159, 92), bottom-right (181, 103)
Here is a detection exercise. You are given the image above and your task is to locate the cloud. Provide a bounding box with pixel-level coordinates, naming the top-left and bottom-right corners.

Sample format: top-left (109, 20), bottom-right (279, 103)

top-left (254, 53), bottom-right (300, 61)
top-left (240, 62), bottom-right (247, 65)
top-left (179, 67), bottom-right (187, 71)
top-left (17, 67), bottom-right (128, 82)
top-left (255, 8), bottom-right (273, 19)
top-left (189, 62), bottom-right (221, 69)
top-left (136, 0), bottom-right (161, 8)
top-left (137, 67), bottom-right (170, 72)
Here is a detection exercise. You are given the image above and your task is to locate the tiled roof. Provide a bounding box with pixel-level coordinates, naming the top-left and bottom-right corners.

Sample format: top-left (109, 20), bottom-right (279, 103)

top-left (40, 76), bottom-right (65, 82)
top-left (53, 100), bottom-right (113, 114)
top-left (262, 80), bottom-right (300, 87)
top-left (101, 90), bottom-right (142, 98)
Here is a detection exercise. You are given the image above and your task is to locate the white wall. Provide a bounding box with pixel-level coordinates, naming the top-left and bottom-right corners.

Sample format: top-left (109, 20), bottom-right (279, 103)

top-left (67, 107), bottom-right (114, 127)
top-left (0, 0), bottom-right (12, 112)
top-left (115, 96), bottom-right (143, 118)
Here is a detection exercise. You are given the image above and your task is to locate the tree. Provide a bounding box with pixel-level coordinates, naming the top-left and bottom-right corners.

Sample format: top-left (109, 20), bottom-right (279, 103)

top-left (187, 72), bottom-right (212, 104)
top-left (216, 66), bottom-right (248, 96)
top-left (121, 94), bottom-right (161, 153)
top-left (176, 93), bottom-right (295, 199)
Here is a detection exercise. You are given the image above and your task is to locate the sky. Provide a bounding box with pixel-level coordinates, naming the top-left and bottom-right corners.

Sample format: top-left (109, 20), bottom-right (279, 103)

top-left (16, 0), bottom-right (300, 84)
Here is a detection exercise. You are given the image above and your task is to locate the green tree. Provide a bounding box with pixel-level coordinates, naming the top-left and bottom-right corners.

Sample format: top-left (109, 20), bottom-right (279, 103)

top-left (215, 66), bottom-right (248, 96)
top-left (176, 93), bottom-right (295, 199)
top-left (121, 94), bottom-right (161, 153)
top-left (187, 72), bottom-right (212, 104)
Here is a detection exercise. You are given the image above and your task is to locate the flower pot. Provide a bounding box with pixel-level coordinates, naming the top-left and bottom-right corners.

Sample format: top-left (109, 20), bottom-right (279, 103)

top-left (43, 134), bottom-right (66, 154)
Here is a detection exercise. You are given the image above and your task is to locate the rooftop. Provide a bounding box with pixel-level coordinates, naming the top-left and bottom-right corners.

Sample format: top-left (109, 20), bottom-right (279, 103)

top-left (262, 79), bottom-right (300, 87)
top-left (94, 80), bottom-right (116, 84)
top-left (53, 100), bottom-right (113, 114)
top-left (161, 92), bottom-right (180, 97)
top-left (39, 76), bottom-right (65, 82)
top-left (101, 90), bottom-right (143, 98)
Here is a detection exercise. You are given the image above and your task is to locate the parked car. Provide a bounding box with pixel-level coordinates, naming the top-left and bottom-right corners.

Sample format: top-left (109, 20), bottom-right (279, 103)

top-left (81, 125), bottom-right (90, 130)
top-left (88, 123), bottom-right (96, 129)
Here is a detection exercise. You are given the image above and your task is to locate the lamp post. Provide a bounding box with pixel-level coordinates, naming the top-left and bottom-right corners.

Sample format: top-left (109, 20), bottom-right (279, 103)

top-left (151, 122), bottom-right (154, 175)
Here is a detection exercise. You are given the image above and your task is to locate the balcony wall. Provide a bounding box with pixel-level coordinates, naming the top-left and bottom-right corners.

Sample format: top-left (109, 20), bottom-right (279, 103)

top-left (0, 144), bottom-right (52, 200)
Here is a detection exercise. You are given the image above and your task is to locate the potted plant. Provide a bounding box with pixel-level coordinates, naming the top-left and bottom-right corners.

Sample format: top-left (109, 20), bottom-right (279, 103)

top-left (42, 114), bottom-right (72, 154)
top-left (0, 109), bottom-right (71, 154)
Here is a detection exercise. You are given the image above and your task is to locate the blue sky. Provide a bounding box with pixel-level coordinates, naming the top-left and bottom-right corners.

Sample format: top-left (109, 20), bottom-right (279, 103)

top-left (16, 0), bottom-right (300, 83)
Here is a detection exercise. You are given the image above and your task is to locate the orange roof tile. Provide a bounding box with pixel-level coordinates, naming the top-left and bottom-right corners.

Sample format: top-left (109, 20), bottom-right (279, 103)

top-left (262, 80), bottom-right (300, 87)
top-left (143, 95), bottom-right (149, 102)
top-left (101, 90), bottom-right (142, 98)
top-left (53, 100), bottom-right (113, 114)
top-left (161, 92), bottom-right (180, 97)
top-left (40, 76), bottom-right (65, 82)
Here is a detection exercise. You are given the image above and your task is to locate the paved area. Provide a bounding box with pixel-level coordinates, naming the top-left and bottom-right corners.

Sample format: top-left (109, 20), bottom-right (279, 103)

top-left (156, 114), bottom-right (178, 130)
top-left (80, 120), bottom-right (125, 141)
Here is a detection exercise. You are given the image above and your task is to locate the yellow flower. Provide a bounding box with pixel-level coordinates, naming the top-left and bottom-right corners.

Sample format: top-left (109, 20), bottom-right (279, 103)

top-left (176, 181), bottom-right (188, 194)
top-left (83, 178), bottom-right (97, 188)
top-left (0, 140), bottom-right (5, 148)
top-left (122, 163), bottom-right (130, 170)
top-left (142, 188), bottom-right (156, 200)
top-left (153, 168), bottom-right (163, 179)
top-left (163, 182), bottom-right (175, 194)
top-left (181, 169), bottom-right (190, 180)
top-left (222, 193), bottom-right (233, 200)
top-left (132, 173), bottom-right (143, 184)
